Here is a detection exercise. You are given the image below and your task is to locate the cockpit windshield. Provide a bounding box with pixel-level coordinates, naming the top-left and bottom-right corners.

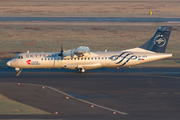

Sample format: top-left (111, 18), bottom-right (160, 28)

top-left (17, 56), bottom-right (23, 59)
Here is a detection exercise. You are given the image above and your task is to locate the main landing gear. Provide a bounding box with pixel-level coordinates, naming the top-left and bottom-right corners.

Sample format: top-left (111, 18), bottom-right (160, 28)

top-left (79, 68), bottom-right (86, 73)
top-left (15, 68), bottom-right (22, 76)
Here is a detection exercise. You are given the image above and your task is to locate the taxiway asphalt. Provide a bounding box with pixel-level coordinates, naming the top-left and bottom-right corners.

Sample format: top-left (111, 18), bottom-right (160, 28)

top-left (0, 67), bottom-right (180, 120)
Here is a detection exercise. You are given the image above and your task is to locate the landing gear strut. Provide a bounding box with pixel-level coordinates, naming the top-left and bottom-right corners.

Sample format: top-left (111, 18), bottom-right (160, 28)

top-left (15, 68), bottom-right (22, 76)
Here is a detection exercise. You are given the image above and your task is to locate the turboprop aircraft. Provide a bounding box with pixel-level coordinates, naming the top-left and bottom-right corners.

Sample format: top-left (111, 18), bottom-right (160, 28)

top-left (7, 26), bottom-right (172, 76)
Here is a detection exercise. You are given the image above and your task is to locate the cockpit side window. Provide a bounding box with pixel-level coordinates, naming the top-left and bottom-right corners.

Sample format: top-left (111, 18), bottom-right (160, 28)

top-left (17, 56), bottom-right (23, 59)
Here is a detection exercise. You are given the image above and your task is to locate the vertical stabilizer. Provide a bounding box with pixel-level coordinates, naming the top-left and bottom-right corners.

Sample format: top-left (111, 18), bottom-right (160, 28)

top-left (140, 26), bottom-right (172, 53)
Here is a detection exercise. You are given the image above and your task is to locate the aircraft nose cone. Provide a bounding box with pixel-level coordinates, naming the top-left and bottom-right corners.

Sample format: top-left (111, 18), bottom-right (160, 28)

top-left (7, 61), bottom-right (11, 66)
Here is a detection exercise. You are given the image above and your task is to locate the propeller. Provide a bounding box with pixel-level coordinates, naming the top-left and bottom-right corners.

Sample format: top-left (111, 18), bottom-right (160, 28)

top-left (71, 49), bottom-right (73, 59)
top-left (58, 45), bottom-right (63, 60)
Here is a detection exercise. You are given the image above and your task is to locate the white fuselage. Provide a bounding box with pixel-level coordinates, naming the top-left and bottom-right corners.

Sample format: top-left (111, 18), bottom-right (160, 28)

top-left (7, 48), bottom-right (172, 70)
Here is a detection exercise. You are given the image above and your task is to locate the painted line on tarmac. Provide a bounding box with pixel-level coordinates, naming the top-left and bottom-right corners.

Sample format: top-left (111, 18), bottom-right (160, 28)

top-left (46, 85), bottom-right (128, 115)
top-left (168, 21), bottom-right (180, 23)
top-left (7, 82), bottom-right (128, 115)
top-left (142, 74), bottom-right (180, 80)
top-left (148, 92), bottom-right (180, 95)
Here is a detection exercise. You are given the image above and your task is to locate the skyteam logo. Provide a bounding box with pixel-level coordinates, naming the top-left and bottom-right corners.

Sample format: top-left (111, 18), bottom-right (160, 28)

top-left (110, 52), bottom-right (137, 66)
top-left (154, 35), bottom-right (166, 47)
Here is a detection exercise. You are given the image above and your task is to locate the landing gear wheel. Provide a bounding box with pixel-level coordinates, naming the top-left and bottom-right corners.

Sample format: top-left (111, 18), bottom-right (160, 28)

top-left (80, 68), bottom-right (86, 73)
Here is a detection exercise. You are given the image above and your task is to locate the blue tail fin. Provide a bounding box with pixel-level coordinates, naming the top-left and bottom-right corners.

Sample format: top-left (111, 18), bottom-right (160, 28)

top-left (140, 26), bottom-right (172, 53)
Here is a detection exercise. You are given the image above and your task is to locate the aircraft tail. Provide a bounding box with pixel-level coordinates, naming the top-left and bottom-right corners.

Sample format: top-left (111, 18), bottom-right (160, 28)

top-left (140, 26), bottom-right (172, 53)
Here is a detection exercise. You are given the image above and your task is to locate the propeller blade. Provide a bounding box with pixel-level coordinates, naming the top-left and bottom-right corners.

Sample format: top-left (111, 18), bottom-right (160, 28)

top-left (61, 45), bottom-right (63, 60)
top-left (61, 45), bottom-right (63, 53)
top-left (58, 45), bottom-right (63, 60)
top-left (71, 50), bottom-right (72, 58)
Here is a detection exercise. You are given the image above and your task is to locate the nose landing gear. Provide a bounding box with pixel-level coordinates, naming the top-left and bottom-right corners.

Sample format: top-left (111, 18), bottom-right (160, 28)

top-left (15, 68), bottom-right (22, 76)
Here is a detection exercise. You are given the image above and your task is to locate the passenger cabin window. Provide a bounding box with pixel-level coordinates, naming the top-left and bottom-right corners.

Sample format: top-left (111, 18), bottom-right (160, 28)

top-left (41, 58), bottom-right (43, 60)
top-left (91, 58), bottom-right (93, 60)
top-left (81, 58), bottom-right (83, 60)
top-left (98, 57), bottom-right (100, 60)
top-left (88, 58), bottom-right (90, 60)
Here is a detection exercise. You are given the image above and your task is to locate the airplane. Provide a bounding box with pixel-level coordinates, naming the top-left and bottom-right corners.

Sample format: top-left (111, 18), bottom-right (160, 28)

top-left (7, 26), bottom-right (172, 76)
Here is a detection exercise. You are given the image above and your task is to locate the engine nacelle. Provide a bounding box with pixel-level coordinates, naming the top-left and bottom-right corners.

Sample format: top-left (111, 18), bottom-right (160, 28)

top-left (63, 49), bottom-right (75, 57)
